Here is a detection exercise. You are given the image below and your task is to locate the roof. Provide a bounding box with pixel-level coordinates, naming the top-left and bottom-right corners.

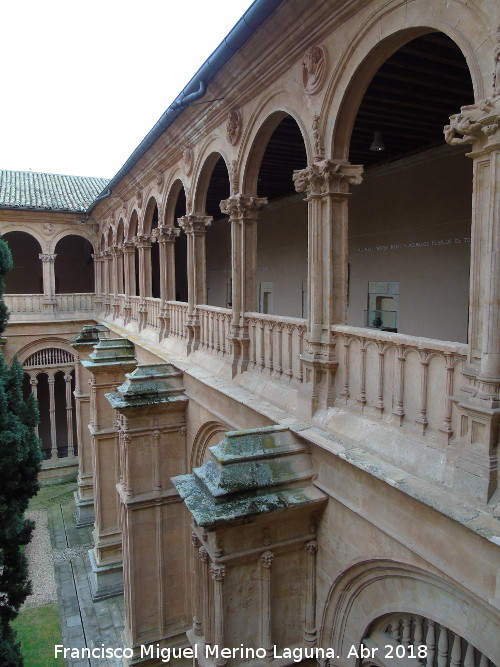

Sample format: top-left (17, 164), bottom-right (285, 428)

top-left (0, 170), bottom-right (110, 213)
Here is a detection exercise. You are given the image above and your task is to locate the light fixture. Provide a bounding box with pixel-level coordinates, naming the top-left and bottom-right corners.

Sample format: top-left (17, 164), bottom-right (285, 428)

top-left (370, 131), bottom-right (385, 152)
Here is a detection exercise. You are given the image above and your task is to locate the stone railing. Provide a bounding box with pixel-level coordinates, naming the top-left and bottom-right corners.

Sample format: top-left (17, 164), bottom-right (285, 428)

top-left (144, 297), bottom-right (161, 329)
top-left (5, 293), bottom-right (95, 320)
top-left (245, 312), bottom-right (307, 382)
top-left (331, 325), bottom-right (467, 439)
top-left (197, 305), bottom-right (232, 355)
top-left (167, 301), bottom-right (189, 339)
top-left (129, 295), bottom-right (141, 323)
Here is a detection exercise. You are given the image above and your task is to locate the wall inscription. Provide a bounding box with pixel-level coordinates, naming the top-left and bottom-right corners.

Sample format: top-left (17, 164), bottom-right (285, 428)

top-left (358, 237), bottom-right (471, 253)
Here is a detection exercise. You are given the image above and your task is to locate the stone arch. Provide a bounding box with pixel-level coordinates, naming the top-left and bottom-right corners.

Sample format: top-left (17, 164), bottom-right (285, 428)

top-left (2, 230), bottom-right (44, 294)
top-left (0, 225), bottom-right (46, 252)
top-left (16, 337), bottom-right (76, 365)
top-left (54, 234), bottom-right (94, 293)
top-left (50, 228), bottom-right (95, 255)
top-left (320, 559), bottom-right (499, 666)
top-left (164, 177), bottom-right (188, 226)
top-left (241, 105), bottom-right (311, 195)
top-left (323, 2), bottom-right (489, 161)
top-left (190, 420), bottom-right (229, 469)
top-left (192, 150), bottom-right (231, 215)
top-left (126, 209), bottom-right (140, 241)
top-left (142, 195), bottom-right (160, 235)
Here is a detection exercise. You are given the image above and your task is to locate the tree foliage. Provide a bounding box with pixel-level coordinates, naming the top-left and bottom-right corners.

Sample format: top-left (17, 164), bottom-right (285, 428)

top-left (0, 238), bottom-right (42, 665)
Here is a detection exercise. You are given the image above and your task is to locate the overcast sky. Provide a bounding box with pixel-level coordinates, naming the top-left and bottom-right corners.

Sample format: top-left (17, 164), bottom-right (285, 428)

top-left (1, 0), bottom-right (255, 179)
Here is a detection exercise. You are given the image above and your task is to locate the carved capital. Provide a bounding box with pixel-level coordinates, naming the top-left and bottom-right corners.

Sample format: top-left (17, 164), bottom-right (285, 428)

top-left (178, 214), bottom-right (212, 234)
top-left (444, 95), bottom-right (500, 150)
top-left (39, 253), bottom-right (57, 263)
top-left (220, 194), bottom-right (268, 220)
top-left (153, 225), bottom-right (180, 243)
top-left (260, 551), bottom-right (275, 568)
top-left (133, 234), bottom-right (152, 248)
top-left (121, 241), bottom-right (135, 254)
top-left (305, 540), bottom-right (318, 554)
top-left (199, 546), bottom-right (209, 564)
top-left (210, 564), bottom-right (226, 581)
top-left (293, 160), bottom-right (363, 197)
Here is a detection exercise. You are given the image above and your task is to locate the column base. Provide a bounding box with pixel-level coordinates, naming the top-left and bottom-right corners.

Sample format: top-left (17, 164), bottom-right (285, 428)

top-left (88, 549), bottom-right (123, 601)
top-left (73, 491), bottom-right (94, 528)
top-left (122, 629), bottom-right (192, 666)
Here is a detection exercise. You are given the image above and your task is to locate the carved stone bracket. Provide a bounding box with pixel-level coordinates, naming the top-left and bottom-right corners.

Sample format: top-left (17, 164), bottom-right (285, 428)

top-left (444, 94), bottom-right (500, 151)
top-left (152, 225), bottom-right (180, 243)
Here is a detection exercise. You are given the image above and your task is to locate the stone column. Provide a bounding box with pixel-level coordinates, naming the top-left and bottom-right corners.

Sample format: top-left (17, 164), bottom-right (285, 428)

top-left (102, 250), bottom-right (112, 316)
top-left (82, 337), bottom-right (136, 600)
top-left (134, 235), bottom-right (152, 298)
top-left (29, 375), bottom-right (39, 438)
top-left (48, 372), bottom-right (58, 460)
top-left (153, 226), bottom-right (179, 302)
top-left (292, 160), bottom-right (363, 415)
top-left (178, 214), bottom-right (212, 349)
top-left (304, 540), bottom-right (318, 647)
top-left (64, 372), bottom-right (75, 458)
top-left (220, 194), bottom-right (267, 374)
top-left (122, 242), bottom-right (136, 297)
top-left (444, 93), bottom-right (500, 502)
top-left (260, 551), bottom-right (274, 659)
top-left (210, 564), bottom-right (227, 667)
top-left (39, 253), bottom-right (57, 314)
top-left (92, 252), bottom-right (105, 314)
top-left (72, 325), bottom-right (104, 527)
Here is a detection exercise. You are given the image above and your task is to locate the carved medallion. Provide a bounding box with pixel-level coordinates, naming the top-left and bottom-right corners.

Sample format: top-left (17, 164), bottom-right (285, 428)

top-left (226, 108), bottom-right (242, 145)
top-left (302, 45), bottom-right (327, 95)
top-left (42, 223), bottom-right (54, 235)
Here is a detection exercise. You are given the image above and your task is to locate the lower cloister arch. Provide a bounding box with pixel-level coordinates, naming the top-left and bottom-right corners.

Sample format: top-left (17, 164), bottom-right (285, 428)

top-left (54, 234), bottom-right (94, 294)
top-left (320, 559), bottom-right (499, 667)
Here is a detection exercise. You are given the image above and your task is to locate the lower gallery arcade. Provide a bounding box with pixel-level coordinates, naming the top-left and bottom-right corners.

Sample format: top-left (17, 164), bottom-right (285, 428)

top-left (1, 0), bottom-right (499, 665)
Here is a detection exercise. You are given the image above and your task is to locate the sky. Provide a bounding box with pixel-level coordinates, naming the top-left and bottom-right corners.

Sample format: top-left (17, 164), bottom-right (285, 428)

top-left (1, 0), bottom-right (255, 179)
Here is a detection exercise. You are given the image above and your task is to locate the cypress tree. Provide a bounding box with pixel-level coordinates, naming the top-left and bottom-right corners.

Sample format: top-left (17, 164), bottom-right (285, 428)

top-left (0, 238), bottom-right (42, 665)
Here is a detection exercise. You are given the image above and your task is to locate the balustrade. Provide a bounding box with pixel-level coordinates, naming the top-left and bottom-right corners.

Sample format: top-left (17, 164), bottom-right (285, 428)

top-left (332, 325), bottom-right (467, 438)
top-left (245, 312), bottom-right (306, 382)
top-left (144, 296), bottom-right (161, 329)
top-left (197, 305), bottom-right (232, 354)
top-left (5, 293), bottom-right (95, 319)
top-left (167, 301), bottom-right (189, 339)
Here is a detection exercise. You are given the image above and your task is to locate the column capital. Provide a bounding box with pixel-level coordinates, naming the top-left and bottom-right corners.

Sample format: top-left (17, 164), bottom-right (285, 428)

top-left (220, 194), bottom-right (267, 220)
top-left (39, 253), bottom-right (57, 262)
top-left (293, 159), bottom-right (363, 198)
top-left (178, 214), bottom-right (212, 234)
top-left (121, 241), bottom-right (136, 254)
top-left (152, 225), bottom-right (180, 243)
top-left (133, 234), bottom-right (152, 248)
top-left (444, 94), bottom-right (500, 152)
top-left (260, 551), bottom-right (275, 568)
top-left (210, 563), bottom-right (226, 581)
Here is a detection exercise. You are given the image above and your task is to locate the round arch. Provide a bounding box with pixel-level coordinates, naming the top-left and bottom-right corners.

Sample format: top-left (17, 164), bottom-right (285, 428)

top-left (320, 559), bottom-right (499, 666)
top-left (164, 178), bottom-right (188, 226)
top-left (17, 337), bottom-right (77, 365)
top-left (54, 234), bottom-right (94, 294)
top-left (242, 108), bottom-right (310, 195)
top-left (190, 420), bottom-right (229, 469)
top-left (192, 151), bottom-right (231, 215)
top-left (50, 229), bottom-right (95, 255)
top-left (322, 0), bottom-right (490, 161)
top-left (126, 209), bottom-right (140, 241)
top-left (2, 230), bottom-right (43, 294)
top-left (142, 195), bottom-right (160, 235)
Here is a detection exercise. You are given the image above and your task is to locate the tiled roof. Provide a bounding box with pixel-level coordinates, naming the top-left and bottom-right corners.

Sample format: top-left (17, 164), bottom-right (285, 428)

top-left (0, 170), bottom-right (110, 212)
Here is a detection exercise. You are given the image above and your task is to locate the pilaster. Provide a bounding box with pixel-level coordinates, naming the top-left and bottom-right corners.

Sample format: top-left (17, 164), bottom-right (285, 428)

top-left (39, 253), bottom-right (57, 314)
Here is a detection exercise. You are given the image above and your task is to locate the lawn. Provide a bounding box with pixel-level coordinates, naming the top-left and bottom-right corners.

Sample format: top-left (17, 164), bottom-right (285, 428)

top-left (12, 604), bottom-right (65, 666)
